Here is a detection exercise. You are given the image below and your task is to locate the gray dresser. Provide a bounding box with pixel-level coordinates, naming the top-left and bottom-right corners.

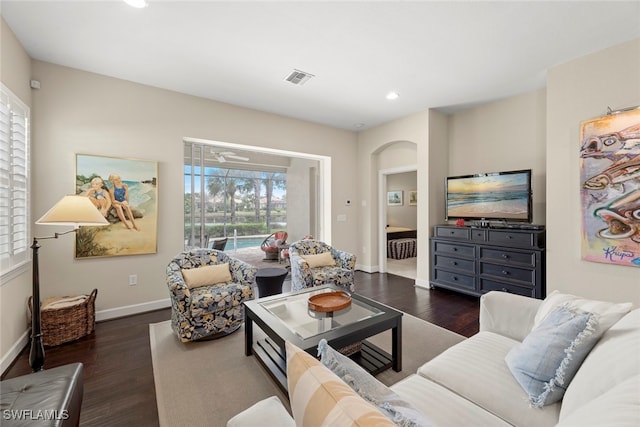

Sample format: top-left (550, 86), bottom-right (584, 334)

top-left (430, 225), bottom-right (546, 299)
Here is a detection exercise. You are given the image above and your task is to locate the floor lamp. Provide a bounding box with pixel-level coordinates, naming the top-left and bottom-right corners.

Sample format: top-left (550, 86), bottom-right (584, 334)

top-left (31, 195), bottom-right (109, 371)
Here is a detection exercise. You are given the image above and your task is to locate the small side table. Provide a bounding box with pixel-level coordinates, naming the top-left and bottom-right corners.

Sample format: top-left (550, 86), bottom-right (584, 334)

top-left (255, 268), bottom-right (289, 298)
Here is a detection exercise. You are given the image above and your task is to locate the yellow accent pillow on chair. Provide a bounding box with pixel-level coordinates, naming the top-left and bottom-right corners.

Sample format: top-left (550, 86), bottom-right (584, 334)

top-left (301, 252), bottom-right (336, 268)
top-left (181, 263), bottom-right (232, 288)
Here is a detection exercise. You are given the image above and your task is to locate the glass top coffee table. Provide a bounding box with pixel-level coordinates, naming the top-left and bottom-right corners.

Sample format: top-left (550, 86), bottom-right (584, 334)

top-left (244, 285), bottom-right (403, 392)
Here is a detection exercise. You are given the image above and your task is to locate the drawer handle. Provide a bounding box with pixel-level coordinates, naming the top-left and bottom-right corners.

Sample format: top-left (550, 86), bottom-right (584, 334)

top-left (502, 254), bottom-right (510, 259)
top-left (453, 276), bottom-right (458, 281)
top-left (507, 235), bottom-right (513, 239)
top-left (502, 270), bottom-right (510, 275)
top-left (450, 231), bottom-right (455, 234)
top-left (452, 261), bottom-right (458, 266)
top-left (453, 248), bottom-right (457, 252)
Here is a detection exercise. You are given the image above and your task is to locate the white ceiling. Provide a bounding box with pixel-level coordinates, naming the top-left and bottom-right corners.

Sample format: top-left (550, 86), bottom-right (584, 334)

top-left (2, 1), bottom-right (640, 130)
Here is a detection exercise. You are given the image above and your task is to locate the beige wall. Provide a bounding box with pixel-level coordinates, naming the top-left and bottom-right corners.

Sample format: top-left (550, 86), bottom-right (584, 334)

top-left (357, 111), bottom-right (433, 284)
top-left (29, 60), bottom-right (358, 310)
top-left (448, 89), bottom-right (547, 224)
top-left (286, 157), bottom-right (318, 241)
top-left (0, 18), bottom-right (33, 372)
top-left (546, 38), bottom-right (640, 305)
top-left (427, 110), bottom-right (450, 227)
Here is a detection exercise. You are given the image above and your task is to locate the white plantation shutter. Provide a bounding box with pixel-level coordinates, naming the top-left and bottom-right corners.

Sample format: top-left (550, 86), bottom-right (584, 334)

top-left (0, 84), bottom-right (30, 277)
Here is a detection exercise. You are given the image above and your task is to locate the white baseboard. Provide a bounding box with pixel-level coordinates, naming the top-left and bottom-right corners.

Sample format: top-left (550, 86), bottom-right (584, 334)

top-left (1, 330), bottom-right (29, 375)
top-left (95, 298), bottom-right (171, 322)
top-left (414, 279), bottom-right (432, 289)
top-left (356, 264), bottom-right (379, 273)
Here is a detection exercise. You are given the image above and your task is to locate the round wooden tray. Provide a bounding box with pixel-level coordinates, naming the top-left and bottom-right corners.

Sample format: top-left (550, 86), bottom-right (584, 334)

top-left (308, 291), bottom-right (352, 312)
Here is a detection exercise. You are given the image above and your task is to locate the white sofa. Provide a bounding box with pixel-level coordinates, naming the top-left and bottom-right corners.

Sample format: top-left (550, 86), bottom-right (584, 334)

top-left (228, 291), bottom-right (640, 427)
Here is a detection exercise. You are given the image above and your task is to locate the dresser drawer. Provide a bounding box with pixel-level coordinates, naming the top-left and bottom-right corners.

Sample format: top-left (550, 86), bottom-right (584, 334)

top-left (480, 263), bottom-right (534, 284)
top-left (479, 247), bottom-right (536, 267)
top-left (433, 269), bottom-right (475, 291)
top-left (435, 227), bottom-right (470, 240)
top-left (479, 279), bottom-right (536, 298)
top-left (433, 241), bottom-right (475, 258)
top-left (434, 255), bottom-right (475, 274)
top-left (470, 228), bottom-right (487, 242)
top-left (487, 230), bottom-right (535, 248)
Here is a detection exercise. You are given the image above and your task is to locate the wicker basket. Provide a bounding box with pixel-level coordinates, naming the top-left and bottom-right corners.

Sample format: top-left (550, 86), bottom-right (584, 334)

top-left (28, 289), bottom-right (98, 347)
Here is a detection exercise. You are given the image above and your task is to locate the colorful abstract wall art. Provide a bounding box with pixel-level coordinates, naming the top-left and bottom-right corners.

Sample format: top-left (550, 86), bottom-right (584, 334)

top-left (579, 108), bottom-right (640, 267)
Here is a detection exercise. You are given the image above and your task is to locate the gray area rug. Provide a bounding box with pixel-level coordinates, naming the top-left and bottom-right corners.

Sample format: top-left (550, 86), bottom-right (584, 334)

top-left (150, 313), bottom-right (465, 427)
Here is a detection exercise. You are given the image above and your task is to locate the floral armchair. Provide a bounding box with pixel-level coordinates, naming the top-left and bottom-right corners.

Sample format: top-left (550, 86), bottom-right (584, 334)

top-left (166, 248), bottom-right (256, 342)
top-left (289, 240), bottom-right (356, 292)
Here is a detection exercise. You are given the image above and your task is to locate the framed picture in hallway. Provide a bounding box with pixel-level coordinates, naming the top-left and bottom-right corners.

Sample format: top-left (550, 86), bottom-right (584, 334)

top-left (75, 154), bottom-right (158, 258)
top-left (387, 191), bottom-right (403, 206)
top-left (409, 191), bottom-right (417, 206)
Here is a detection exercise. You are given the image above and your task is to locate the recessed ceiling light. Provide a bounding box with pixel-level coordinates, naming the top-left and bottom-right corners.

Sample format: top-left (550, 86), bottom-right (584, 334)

top-left (354, 123), bottom-right (365, 129)
top-left (123, 0), bottom-right (148, 8)
top-left (386, 92), bottom-right (399, 100)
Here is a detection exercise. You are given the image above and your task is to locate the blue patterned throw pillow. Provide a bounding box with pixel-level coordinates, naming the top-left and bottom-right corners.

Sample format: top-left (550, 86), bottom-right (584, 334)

top-left (505, 304), bottom-right (600, 407)
top-left (317, 339), bottom-right (434, 427)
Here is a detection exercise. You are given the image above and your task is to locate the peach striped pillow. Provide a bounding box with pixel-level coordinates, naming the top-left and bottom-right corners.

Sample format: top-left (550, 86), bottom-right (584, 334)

top-left (285, 341), bottom-right (394, 427)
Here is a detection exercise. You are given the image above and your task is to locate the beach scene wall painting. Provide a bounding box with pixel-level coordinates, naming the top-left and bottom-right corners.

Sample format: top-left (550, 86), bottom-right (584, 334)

top-left (75, 154), bottom-right (158, 258)
top-left (579, 108), bottom-right (640, 268)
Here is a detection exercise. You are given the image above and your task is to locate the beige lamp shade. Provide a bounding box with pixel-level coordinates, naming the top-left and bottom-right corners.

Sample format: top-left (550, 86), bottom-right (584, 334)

top-left (36, 195), bottom-right (110, 227)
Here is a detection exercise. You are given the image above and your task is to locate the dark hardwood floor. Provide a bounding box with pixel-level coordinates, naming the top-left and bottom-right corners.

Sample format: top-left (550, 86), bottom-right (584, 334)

top-left (2, 271), bottom-right (479, 427)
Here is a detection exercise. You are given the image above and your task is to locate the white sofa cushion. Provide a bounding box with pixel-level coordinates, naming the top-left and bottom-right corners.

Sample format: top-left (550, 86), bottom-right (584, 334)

top-left (560, 308), bottom-right (640, 420)
top-left (480, 291), bottom-right (541, 341)
top-left (226, 396), bottom-right (295, 427)
top-left (391, 375), bottom-right (512, 427)
top-left (556, 376), bottom-right (640, 427)
top-left (534, 290), bottom-right (632, 337)
top-left (417, 331), bottom-right (560, 427)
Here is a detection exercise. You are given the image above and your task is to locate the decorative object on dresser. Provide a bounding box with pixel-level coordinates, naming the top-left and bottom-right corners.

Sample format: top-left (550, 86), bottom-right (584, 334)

top-left (31, 195), bottom-right (109, 372)
top-left (430, 225), bottom-right (546, 299)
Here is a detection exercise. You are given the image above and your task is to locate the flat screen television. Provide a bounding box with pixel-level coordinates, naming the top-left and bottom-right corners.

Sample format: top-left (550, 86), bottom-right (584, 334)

top-left (445, 169), bottom-right (532, 223)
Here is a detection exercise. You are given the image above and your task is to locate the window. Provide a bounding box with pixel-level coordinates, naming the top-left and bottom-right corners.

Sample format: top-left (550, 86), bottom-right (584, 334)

top-left (183, 142), bottom-right (287, 247)
top-left (0, 84), bottom-right (30, 280)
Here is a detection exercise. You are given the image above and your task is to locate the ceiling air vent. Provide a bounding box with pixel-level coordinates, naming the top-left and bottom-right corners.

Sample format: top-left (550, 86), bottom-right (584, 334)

top-left (284, 69), bottom-right (314, 85)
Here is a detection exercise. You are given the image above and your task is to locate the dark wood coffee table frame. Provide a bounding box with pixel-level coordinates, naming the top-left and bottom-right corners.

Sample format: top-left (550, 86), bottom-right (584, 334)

top-left (244, 285), bottom-right (402, 393)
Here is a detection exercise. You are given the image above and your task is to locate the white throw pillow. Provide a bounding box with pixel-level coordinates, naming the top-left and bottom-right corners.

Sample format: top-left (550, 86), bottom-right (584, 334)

top-left (301, 252), bottom-right (336, 268)
top-left (181, 263), bottom-right (232, 288)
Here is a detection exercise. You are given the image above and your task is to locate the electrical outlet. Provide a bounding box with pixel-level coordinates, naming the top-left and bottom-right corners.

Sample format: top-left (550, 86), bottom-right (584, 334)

top-left (129, 274), bottom-right (137, 286)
